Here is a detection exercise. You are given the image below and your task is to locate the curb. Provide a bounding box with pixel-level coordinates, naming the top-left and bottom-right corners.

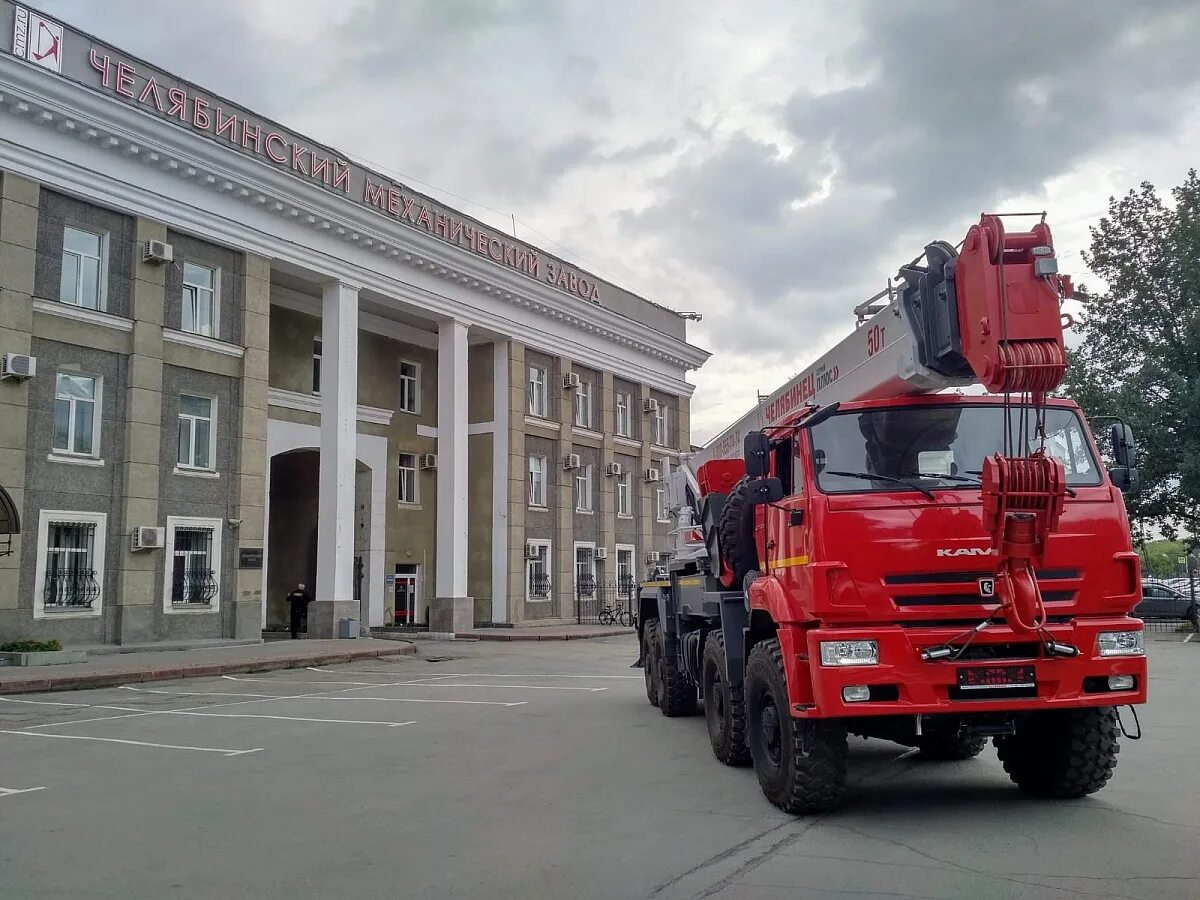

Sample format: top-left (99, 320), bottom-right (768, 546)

top-left (459, 628), bottom-right (633, 642)
top-left (0, 642), bottom-right (417, 695)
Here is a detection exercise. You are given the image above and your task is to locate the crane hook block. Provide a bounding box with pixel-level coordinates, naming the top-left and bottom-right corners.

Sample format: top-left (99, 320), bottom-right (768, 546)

top-left (955, 215), bottom-right (1068, 395)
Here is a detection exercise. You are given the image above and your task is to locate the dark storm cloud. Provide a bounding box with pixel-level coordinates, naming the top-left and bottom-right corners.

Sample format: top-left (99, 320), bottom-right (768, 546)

top-left (627, 0), bottom-right (1200, 356)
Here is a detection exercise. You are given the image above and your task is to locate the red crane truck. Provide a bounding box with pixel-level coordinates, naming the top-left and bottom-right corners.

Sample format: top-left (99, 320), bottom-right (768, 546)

top-left (639, 214), bottom-right (1147, 814)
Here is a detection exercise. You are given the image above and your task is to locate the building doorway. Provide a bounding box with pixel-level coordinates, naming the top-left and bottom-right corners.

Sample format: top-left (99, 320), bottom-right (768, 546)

top-left (265, 449), bottom-right (371, 631)
top-left (393, 563), bottom-right (420, 625)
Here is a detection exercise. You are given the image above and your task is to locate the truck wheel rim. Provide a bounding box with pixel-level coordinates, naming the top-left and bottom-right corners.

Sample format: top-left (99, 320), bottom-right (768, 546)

top-left (760, 697), bottom-right (782, 767)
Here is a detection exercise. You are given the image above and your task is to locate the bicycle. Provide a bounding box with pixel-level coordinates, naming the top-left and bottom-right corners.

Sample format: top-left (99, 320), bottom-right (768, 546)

top-left (598, 606), bottom-right (633, 627)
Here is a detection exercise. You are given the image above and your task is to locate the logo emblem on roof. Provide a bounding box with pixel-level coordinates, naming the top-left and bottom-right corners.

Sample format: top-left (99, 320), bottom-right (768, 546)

top-left (12, 7), bottom-right (64, 73)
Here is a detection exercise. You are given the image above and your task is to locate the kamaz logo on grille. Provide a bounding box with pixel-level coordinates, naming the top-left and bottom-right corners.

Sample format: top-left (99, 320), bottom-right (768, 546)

top-left (936, 547), bottom-right (997, 558)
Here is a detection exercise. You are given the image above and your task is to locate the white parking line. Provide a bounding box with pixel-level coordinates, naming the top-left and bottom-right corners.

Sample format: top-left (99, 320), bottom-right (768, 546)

top-left (377, 682), bottom-right (607, 692)
top-left (0, 729), bottom-right (261, 756)
top-left (1, 695), bottom-right (417, 726)
top-left (0, 786), bottom-right (46, 797)
top-left (1185, 633), bottom-right (1195, 643)
top-left (306, 667), bottom-right (641, 679)
top-left (123, 686), bottom-right (523, 707)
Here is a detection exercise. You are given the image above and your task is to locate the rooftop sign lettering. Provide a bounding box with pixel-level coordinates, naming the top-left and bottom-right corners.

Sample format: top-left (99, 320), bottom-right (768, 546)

top-left (5, 2), bottom-right (604, 304)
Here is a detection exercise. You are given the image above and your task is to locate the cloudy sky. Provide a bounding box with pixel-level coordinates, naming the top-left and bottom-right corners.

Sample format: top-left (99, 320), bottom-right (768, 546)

top-left (41, 0), bottom-right (1200, 443)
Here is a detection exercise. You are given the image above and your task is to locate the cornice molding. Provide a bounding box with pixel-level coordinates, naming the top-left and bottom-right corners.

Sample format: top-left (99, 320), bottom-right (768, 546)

top-left (0, 56), bottom-right (710, 387)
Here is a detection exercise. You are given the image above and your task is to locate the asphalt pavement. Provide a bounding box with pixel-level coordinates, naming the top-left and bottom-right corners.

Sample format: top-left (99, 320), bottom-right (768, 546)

top-left (0, 634), bottom-right (1195, 899)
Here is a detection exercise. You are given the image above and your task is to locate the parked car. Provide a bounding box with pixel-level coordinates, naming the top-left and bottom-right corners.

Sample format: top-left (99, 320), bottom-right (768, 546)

top-left (1135, 580), bottom-right (1199, 629)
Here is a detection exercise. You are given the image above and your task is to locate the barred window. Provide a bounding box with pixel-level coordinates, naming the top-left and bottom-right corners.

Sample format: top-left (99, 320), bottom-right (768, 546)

top-left (171, 526), bottom-right (217, 605)
top-left (43, 521), bottom-right (100, 610)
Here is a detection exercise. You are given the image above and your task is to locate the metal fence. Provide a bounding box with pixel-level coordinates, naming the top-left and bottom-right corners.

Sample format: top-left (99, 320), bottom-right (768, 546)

top-left (1138, 574), bottom-right (1199, 633)
top-left (576, 579), bottom-right (638, 626)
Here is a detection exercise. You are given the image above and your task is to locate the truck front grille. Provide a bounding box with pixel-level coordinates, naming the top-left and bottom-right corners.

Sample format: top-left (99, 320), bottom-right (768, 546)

top-left (888, 569), bottom-right (1079, 610)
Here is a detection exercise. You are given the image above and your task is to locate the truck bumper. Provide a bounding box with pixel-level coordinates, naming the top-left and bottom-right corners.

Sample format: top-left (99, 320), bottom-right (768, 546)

top-left (793, 618), bottom-right (1148, 718)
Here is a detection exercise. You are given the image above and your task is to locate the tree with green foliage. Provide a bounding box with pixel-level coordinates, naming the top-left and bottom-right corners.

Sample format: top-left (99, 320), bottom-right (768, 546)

top-left (1064, 170), bottom-right (1200, 551)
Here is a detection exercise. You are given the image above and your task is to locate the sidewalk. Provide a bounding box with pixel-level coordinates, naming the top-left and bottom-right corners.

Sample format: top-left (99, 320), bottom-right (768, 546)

top-left (457, 624), bottom-right (635, 641)
top-left (0, 638), bottom-right (416, 695)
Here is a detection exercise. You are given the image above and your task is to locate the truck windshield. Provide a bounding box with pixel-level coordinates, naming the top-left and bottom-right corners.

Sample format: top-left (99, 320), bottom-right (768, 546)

top-left (809, 404), bottom-right (1103, 495)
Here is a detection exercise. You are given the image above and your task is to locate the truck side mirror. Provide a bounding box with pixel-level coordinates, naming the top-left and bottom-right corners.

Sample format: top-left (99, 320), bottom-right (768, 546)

top-left (746, 477), bottom-right (784, 505)
top-left (744, 431), bottom-right (771, 478)
top-left (1110, 423), bottom-right (1137, 468)
top-left (1109, 466), bottom-right (1139, 494)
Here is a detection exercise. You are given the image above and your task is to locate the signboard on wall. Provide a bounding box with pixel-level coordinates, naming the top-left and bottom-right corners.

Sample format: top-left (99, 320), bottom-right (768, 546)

top-left (238, 548), bottom-right (263, 570)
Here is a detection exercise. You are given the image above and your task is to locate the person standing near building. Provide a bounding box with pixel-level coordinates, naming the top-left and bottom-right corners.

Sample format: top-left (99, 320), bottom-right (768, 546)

top-left (286, 583), bottom-right (313, 639)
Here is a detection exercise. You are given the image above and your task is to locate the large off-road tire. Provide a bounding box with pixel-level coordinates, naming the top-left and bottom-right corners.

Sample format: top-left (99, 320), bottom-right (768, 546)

top-left (650, 620), bottom-right (698, 718)
top-left (745, 638), bottom-right (847, 814)
top-left (718, 476), bottom-right (755, 582)
top-left (643, 620), bottom-right (661, 708)
top-left (702, 631), bottom-right (751, 766)
top-left (995, 707), bottom-right (1120, 798)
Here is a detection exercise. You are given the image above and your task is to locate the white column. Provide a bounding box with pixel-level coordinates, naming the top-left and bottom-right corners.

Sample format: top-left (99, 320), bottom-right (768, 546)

top-left (491, 339), bottom-right (510, 623)
top-left (316, 281), bottom-right (359, 608)
top-left (436, 319), bottom-right (469, 600)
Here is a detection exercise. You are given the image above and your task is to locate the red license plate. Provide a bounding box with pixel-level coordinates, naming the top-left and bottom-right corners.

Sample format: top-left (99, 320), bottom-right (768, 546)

top-left (956, 665), bottom-right (1035, 690)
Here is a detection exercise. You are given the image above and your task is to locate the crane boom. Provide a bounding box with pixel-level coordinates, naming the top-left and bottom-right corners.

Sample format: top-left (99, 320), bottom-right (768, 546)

top-left (690, 215), bottom-right (1072, 470)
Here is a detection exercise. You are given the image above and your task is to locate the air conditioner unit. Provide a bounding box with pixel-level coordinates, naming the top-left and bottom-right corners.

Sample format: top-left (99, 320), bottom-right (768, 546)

top-left (142, 240), bottom-right (174, 265)
top-left (645, 467), bottom-right (660, 483)
top-left (562, 453), bottom-right (581, 470)
top-left (131, 526), bottom-right (164, 551)
top-left (524, 544), bottom-right (541, 560)
top-left (605, 462), bottom-right (623, 477)
top-left (562, 372), bottom-right (580, 390)
top-left (594, 547), bottom-right (608, 561)
top-left (0, 353), bottom-right (36, 380)
top-left (643, 398), bottom-right (660, 414)
top-left (419, 453), bottom-right (437, 470)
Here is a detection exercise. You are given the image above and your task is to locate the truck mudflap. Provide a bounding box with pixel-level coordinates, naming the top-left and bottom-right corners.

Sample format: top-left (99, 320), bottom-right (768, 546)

top-left (779, 618), bottom-right (1148, 718)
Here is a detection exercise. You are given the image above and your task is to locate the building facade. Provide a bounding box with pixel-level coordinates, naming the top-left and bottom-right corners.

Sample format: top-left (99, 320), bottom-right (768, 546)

top-left (0, 3), bottom-right (708, 644)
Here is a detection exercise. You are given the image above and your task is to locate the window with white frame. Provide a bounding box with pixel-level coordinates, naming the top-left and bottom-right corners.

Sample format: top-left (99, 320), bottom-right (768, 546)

top-left (181, 262), bottom-right (217, 337)
top-left (312, 338), bottom-right (322, 394)
top-left (170, 524), bottom-right (218, 606)
top-left (574, 543), bottom-right (596, 598)
top-left (616, 470), bottom-right (632, 517)
top-left (399, 361), bottom-right (420, 414)
top-left (526, 540), bottom-right (551, 603)
top-left (34, 510), bottom-right (106, 618)
top-left (398, 452), bottom-right (418, 504)
top-left (575, 463), bottom-right (593, 512)
top-left (616, 544), bottom-right (636, 596)
top-left (53, 372), bottom-right (101, 457)
top-left (615, 390), bottom-right (632, 437)
top-left (59, 226), bottom-right (106, 310)
top-left (163, 517), bottom-right (222, 613)
top-left (656, 486), bottom-right (670, 522)
top-left (528, 365), bottom-right (547, 417)
top-left (177, 395), bottom-right (215, 470)
top-left (654, 401), bottom-right (670, 447)
top-left (528, 455), bottom-right (547, 507)
top-left (574, 379), bottom-right (592, 428)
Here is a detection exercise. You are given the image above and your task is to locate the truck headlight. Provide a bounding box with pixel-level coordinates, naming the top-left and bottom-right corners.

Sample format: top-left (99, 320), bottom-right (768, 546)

top-left (820, 640), bottom-right (879, 666)
top-left (1097, 630), bottom-right (1144, 657)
